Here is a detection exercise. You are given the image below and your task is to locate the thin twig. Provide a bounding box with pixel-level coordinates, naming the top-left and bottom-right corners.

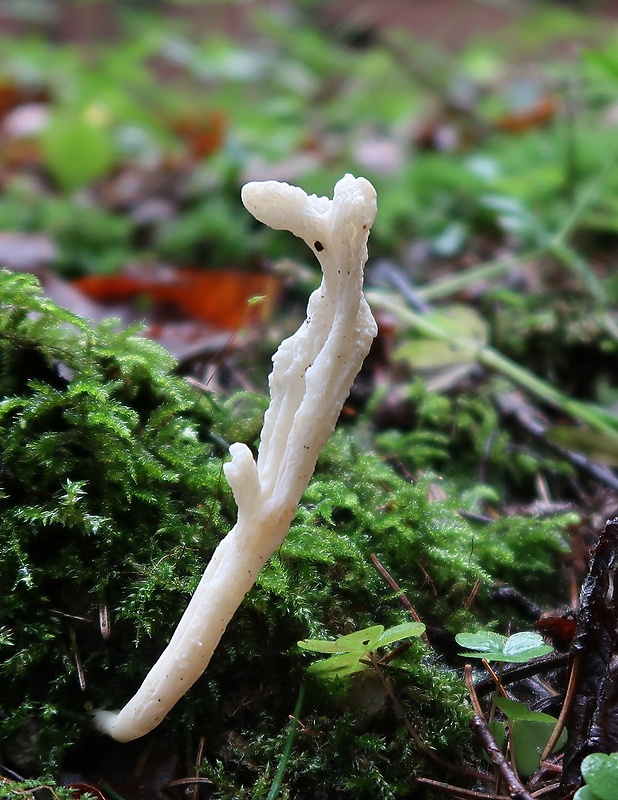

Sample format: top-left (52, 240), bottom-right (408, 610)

top-left (192, 735), bottom-right (206, 800)
top-left (368, 291), bottom-right (618, 440)
top-left (470, 716), bottom-right (535, 800)
top-left (530, 784), bottom-right (562, 798)
top-left (164, 778), bottom-right (214, 788)
top-left (464, 577), bottom-right (482, 610)
top-left (552, 148), bottom-right (618, 246)
top-left (540, 652), bottom-right (580, 763)
top-left (369, 654), bottom-right (492, 783)
top-left (415, 777), bottom-right (510, 799)
top-left (464, 664), bottom-right (485, 719)
top-left (482, 659), bottom-right (507, 697)
top-left (496, 392), bottom-right (618, 493)
top-left (70, 628), bottom-right (86, 691)
top-left (474, 652), bottom-right (569, 698)
top-left (370, 553), bottom-right (432, 647)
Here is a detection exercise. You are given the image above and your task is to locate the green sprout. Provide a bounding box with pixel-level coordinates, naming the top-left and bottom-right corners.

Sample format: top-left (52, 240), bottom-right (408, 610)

top-left (298, 622), bottom-right (425, 679)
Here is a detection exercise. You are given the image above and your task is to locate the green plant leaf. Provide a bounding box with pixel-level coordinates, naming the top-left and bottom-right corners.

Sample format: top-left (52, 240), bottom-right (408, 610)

top-left (580, 753), bottom-right (618, 800)
top-left (42, 108), bottom-right (114, 191)
top-left (394, 339), bottom-right (476, 371)
top-left (511, 719), bottom-right (565, 776)
top-left (299, 622), bottom-right (425, 680)
top-left (573, 786), bottom-right (599, 800)
top-left (493, 696), bottom-right (558, 723)
top-left (455, 630), bottom-right (505, 654)
top-left (502, 631), bottom-right (554, 662)
top-left (298, 625), bottom-right (385, 655)
top-left (584, 48), bottom-right (618, 81)
top-left (488, 720), bottom-right (506, 751)
top-left (297, 638), bottom-right (348, 654)
top-left (455, 630), bottom-right (553, 663)
top-left (432, 221), bottom-right (468, 257)
top-left (488, 717), bottom-right (562, 776)
top-left (394, 305), bottom-right (487, 372)
top-left (375, 622), bottom-right (426, 648)
top-left (546, 426), bottom-right (618, 467)
top-left (492, 698), bottom-right (566, 776)
top-left (306, 651), bottom-right (365, 678)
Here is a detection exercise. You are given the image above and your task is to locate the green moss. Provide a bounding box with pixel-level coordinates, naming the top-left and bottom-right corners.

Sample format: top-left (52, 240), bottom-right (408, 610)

top-left (0, 269), bottom-right (233, 768)
top-left (0, 270), bottom-right (573, 794)
top-left (375, 377), bottom-right (576, 503)
top-left (0, 189), bottom-right (133, 278)
top-left (155, 196), bottom-right (254, 267)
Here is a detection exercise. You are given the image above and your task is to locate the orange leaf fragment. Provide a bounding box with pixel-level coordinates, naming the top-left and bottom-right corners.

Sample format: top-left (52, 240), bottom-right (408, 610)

top-left (75, 267), bottom-right (280, 330)
top-left (495, 96), bottom-right (559, 134)
top-left (173, 109), bottom-right (227, 160)
top-left (535, 613), bottom-right (576, 647)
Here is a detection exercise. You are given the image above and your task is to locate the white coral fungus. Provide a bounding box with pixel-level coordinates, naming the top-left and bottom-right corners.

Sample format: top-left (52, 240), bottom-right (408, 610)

top-left (94, 174), bottom-right (377, 741)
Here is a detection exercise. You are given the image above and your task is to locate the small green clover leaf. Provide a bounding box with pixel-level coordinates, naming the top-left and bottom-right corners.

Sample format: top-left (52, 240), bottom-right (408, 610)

top-left (455, 630), bottom-right (553, 663)
top-left (298, 622), bottom-right (425, 679)
top-left (491, 697), bottom-right (567, 776)
top-left (575, 753), bottom-right (618, 800)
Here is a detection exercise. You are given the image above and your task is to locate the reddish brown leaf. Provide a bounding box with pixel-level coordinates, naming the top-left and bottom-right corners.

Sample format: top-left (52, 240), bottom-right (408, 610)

top-left (495, 96), bottom-right (559, 133)
top-left (74, 266), bottom-right (281, 329)
top-left (73, 272), bottom-right (150, 301)
top-left (0, 79), bottom-right (48, 120)
top-left (535, 613), bottom-right (577, 647)
top-left (172, 109), bottom-right (227, 160)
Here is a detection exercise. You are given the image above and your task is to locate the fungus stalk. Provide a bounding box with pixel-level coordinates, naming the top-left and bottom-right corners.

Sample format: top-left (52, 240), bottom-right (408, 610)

top-left (94, 174), bottom-right (377, 742)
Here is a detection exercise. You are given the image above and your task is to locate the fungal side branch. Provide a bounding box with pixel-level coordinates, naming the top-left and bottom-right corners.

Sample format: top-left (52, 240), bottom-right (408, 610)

top-left (93, 174), bottom-right (377, 742)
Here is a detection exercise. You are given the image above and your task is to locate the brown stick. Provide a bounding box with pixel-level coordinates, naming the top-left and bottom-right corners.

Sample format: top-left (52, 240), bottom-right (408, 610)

top-left (474, 653), bottom-right (569, 698)
top-left (540, 652), bottom-right (580, 762)
top-left (415, 777), bottom-right (510, 799)
top-left (482, 659), bottom-right (508, 698)
top-left (470, 716), bottom-right (534, 800)
top-left (465, 664), bottom-right (485, 720)
top-left (370, 553), bottom-right (431, 647)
